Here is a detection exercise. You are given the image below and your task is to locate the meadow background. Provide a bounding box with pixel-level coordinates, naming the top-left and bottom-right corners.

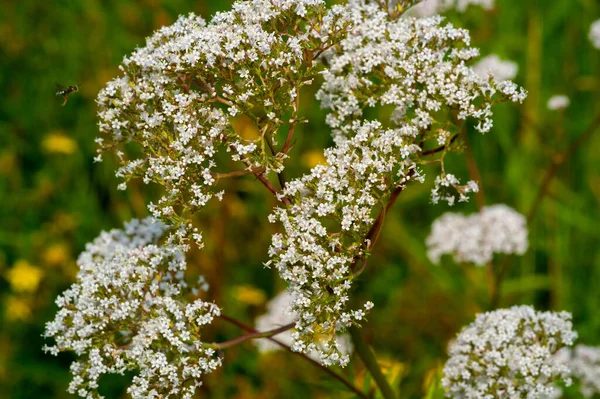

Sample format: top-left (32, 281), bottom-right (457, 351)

top-left (0, 0), bottom-right (598, 397)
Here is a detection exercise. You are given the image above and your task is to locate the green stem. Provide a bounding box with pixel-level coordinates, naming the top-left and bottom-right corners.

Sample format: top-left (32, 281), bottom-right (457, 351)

top-left (349, 325), bottom-right (397, 399)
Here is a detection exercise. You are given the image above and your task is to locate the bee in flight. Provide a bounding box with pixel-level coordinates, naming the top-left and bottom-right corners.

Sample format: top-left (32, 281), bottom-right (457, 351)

top-left (56, 83), bottom-right (79, 106)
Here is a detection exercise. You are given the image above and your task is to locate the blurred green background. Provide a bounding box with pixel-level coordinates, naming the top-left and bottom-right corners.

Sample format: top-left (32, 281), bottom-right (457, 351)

top-left (0, 0), bottom-right (598, 398)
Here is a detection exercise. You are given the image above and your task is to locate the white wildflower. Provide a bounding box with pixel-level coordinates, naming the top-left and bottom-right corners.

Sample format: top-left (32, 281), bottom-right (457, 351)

top-left (410, 0), bottom-right (495, 17)
top-left (43, 218), bottom-right (221, 399)
top-left (442, 305), bottom-right (577, 399)
top-left (590, 19), bottom-right (600, 49)
top-left (426, 204), bottom-right (528, 265)
top-left (547, 95), bottom-right (570, 111)
top-left (568, 345), bottom-right (600, 398)
top-left (473, 54), bottom-right (519, 81)
top-left (254, 290), bottom-right (353, 366)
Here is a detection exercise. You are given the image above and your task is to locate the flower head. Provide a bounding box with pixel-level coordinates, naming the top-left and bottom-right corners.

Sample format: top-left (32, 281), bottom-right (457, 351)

top-left (426, 204), bottom-right (528, 265)
top-left (590, 19), bottom-right (600, 49)
top-left (547, 95), bottom-right (570, 111)
top-left (44, 218), bottom-right (221, 399)
top-left (442, 305), bottom-right (577, 398)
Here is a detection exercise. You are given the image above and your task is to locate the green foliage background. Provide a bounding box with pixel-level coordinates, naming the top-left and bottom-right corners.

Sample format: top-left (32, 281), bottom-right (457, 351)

top-left (0, 0), bottom-right (598, 398)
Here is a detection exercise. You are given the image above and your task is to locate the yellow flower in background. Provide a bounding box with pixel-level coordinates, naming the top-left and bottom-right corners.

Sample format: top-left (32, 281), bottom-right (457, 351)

top-left (302, 150), bottom-right (327, 168)
top-left (41, 132), bottom-right (78, 154)
top-left (4, 296), bottom-right (31, 321)
top-left (42, 243), bottom-right (70, 267)
top-left (6, 260), bottom-right (44, 293)
top-left (233, 285), bottom-right (267, 306)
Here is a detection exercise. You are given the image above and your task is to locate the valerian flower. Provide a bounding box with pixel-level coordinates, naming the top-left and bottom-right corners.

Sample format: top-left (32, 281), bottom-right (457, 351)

top-left (590, 19), bottom-right (600, 49)
top-left (442, 305), bottom-right (577, 399)
top-left (267, 0), bottom-right (524, 365)
top-left (410, 0), bottom-right (495, 17)
top-left (426, 204), bottom-right (528, 265)
top-left (96, 0), bottom-right (351, 245)
top-left (547, 95), bottom-right (570, 111)
top-left (473, 54), bottom-right (519, 81)
top-left (562, 345), bottom-right (600, 398)
top-left (254, 290), bottom-right (353, 366)
top-left (43, 218), bottom-right (221, 399)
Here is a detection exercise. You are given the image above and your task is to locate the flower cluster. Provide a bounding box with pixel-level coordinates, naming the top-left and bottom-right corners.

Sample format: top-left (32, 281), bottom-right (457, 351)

top-left (442, 305), bottom-right (577, 399)
top-left (254, 290), bottom-right (353, 366)
top-left (564, 345), bottom-right (600, 398)
top-left (590, 19), bottom-right (600, 49)
top-left (410, 0), bottom-right (494, 17)
top-left (96, 0), bottom-right (350, 244)
top-left (267, 0), bottom-right (525, 365)
top-left (269, 119), bottom-right (413, 365)
top-left (43, 218), bottom-right (221, 399)
top-left (547, 95), bottom-right (570, 111)
top-left (473, 54), bottom-right (519, 82)
top-left (426, 204), bottom-right (528, 265)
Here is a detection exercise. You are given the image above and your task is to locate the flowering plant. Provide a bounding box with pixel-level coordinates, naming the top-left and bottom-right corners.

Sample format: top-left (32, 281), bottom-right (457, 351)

top-left (43, 1), bottom-right (600, 398)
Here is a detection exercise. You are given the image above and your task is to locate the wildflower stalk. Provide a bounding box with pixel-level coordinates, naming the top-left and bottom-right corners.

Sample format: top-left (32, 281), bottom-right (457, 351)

top-left (219, 314), bottom-right (368, 399)
top-left (349, 325), bottom-right (397, 399)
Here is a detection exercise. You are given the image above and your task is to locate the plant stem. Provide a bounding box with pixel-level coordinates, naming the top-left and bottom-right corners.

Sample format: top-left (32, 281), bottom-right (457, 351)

top-left (205, 322), bottom-right (294, 349)
top-left (219, 314), bottom-right (368, 399)
top-left (349, 325), bottom-right (396, 399)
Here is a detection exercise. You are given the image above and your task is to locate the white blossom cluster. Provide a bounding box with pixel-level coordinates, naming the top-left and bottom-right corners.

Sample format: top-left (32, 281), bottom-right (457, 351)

top-left (254, 290), bottom-right (354, 366)
top-left (547, 95), bottom-right (570, 111)
top-left (562, 345), bottom-right (600, 398)
top-left (426, 204), bottom-right (528, 265)
top-left (269, 119), bottom-right (413, 365)
top-left (590, 19), bottom-right (600, 49)
top-left (43, 218), bottom-right (221, 399)
top-left (317, 1), bottom-right (524, 205)
top-left (473, 54), bottom-right (519, 82)
top-left (442, 305), bottom-right (578, 399)
top-left (409, 0), bottom-right (494, 17)
top-left (266, 0), bottom-right (525, 365)
top-left (96, 0), bottom-right (350, 244)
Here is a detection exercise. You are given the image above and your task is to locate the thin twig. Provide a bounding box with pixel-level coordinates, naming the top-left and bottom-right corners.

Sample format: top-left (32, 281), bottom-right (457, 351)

top-left (218, 314), bottom-right (368, 399)
top-left (205, 322), bottom-right (295, 349)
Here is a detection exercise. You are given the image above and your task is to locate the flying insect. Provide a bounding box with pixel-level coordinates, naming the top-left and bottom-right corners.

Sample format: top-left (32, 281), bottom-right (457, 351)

top-left (56, 83), bottom-right (79, 106)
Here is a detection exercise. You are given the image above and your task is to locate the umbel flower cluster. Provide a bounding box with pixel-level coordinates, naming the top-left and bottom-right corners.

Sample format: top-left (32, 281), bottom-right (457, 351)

top-left (254, 290), bottom-right (354, 365)
top-left (559, 345), bottom-right (600, 398)
top-left (426, 204), bottom-right (528, 265)
top-left (96, 0), bottom-right (351, 245)
top-left (442, 305), bottom-right (577, 399)
top-left (47, 0), bottom-right (530, 396)
top-left (43, 218), bottom-right (221, 399)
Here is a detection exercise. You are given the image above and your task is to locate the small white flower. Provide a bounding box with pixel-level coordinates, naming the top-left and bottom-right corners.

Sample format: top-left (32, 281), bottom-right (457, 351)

top-left (473, 54), bottom-right (519, 81)
top-left (590, 19), bottom-right (600, 49)
top-left (547, 95), bottom-right (570, 111)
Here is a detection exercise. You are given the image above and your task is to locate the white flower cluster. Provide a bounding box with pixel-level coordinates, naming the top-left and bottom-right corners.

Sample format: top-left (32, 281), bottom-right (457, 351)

top-left (564, 345), bottom-right (600, 398)
top-left (547, 95), bottom-right (570, 111)
top-left (473, 54), bottom-right (519, 82)
top-left (318, 2), bottom-right (525, 136)
top-left (590, 19), bottom-right (600, 49)
top-left (410, 0), bottom-right (494, 17)
top-left (426, 204), bottom-right (528, 265)
top-left (254, 290), bottom-right (353, 366)
top-left (442, 305), bottom-right (577, 399)
top-left (318, 1), bottom-right (524, 206)
top-left (269, 119), bottom-right (413, 365)
top-left (96, 0), bottom-right (349, 244)
top-left (43, 218), bottom-right (221, 399)
top-left (266, 0), bottom-right (525, 365)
